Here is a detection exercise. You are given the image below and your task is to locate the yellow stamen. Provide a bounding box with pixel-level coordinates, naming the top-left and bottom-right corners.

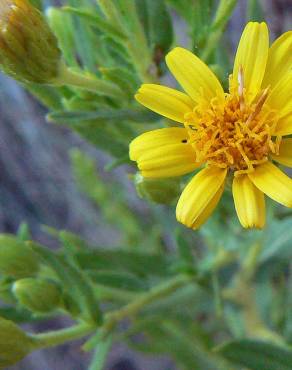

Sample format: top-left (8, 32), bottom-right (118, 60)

top-left (184, 71), bottom-right (279, 175)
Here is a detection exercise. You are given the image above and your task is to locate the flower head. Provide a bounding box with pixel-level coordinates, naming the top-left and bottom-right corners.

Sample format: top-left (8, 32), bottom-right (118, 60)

top-left (0, 0), bottom-right (61, 83)
top-left (130, 22), bottom-right (292, 229)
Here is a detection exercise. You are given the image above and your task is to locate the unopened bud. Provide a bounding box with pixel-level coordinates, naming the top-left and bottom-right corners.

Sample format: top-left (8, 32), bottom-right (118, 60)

top-left (0, 316), bottom-right (33, 367)
top-left (0, 235), bottom-right (39, 278)
top-left (12, 278), bottom-right (62, 313)
top-left (134, 173), bottom-right (181, 204)
top-left (0, 0), bottom-right (61, 83)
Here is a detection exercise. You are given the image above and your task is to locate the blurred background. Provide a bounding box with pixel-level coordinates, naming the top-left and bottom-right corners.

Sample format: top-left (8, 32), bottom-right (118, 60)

top-left (0, 0), bottom-right (291, 369)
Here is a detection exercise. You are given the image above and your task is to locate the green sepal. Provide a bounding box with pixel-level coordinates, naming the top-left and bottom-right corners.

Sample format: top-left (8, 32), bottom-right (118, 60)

top-left (134, 173), bottom-right (181, 204)
top-left (0, 0), bottom-right (62, 83)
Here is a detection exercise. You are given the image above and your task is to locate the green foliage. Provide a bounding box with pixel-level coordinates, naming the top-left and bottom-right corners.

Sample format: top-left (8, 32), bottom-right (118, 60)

top-left (0, 1), bottom-right (290, 370)
top-left (216, 340), bottom-right (292, 370)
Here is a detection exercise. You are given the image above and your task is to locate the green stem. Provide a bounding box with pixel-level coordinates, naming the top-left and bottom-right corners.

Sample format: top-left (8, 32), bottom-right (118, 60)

top-left (103, 274), bottom-right (192, 333)
top-left (84, 274), bottom-right (194, 350)
top-left (30, 322), bottom-right (95, 350)
top-left (28, 275), bottom-right (193, 352)
top-left (223, 243), bottom-right (284, 345)
top-left (126, 42), bottom-right (155, 83)
top-left (53, 63), bottom-right (124, 99)
top-left (201, 0), bottom-right (238, 61)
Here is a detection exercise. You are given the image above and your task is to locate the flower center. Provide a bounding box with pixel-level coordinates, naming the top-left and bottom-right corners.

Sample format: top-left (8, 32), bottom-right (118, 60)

top-left (184, 69), bottom-right (280, 176)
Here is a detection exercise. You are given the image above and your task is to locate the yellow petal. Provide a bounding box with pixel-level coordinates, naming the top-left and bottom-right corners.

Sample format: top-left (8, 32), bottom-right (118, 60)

top-left (262, 31), bottom-right (292, 88)
top-left (267, 73), bottom-right (292, 136)
top-left (232, 175), bottom-right (265, 229)
top-left (165, 47), bottom-right (224, 103)
top-left (176, 166), bottom-right (227, 229)
top-left (129, 128), bottom-right (199, 178)
top-left (135, 84), bottom-right (195, 123)
top-left (248, 161), bottom-right (292, 208)
top-left (130, 127), bottom-right (187, 160)
top-left (191, 184), bottom-right (225, 230)
top-left (232, 22), bottom-right (269, 98)
top-left (273, 111), bottom-right (292, 136)
top-left (271, 139), bottom-right (292, 167)
top-left (266, 72), bottom-right (292, 114)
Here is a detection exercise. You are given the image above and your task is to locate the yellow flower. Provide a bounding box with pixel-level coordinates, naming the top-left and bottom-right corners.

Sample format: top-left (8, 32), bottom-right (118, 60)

top-left (130, 22), bottom-right (292, 230)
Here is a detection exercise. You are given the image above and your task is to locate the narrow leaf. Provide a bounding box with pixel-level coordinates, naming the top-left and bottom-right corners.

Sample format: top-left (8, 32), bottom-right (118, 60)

top-left (216, 339), bottom-right (292, 370)
top-left (47, 109), bottom-right (158, 124)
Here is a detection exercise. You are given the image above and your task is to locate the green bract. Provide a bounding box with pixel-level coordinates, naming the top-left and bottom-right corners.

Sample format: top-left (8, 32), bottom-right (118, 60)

top-left (134, 173), bottom-right (181, 204)
top-left (0, 0), bottom-right (61, 83)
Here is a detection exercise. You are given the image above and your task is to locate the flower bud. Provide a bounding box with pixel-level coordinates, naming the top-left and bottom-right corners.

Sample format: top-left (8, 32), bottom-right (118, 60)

top-left (12, 278), bottom-right (62, 313)
top-left (0, 0), bottom-right (61, 83)
top-left (0, 317), bottom-right (33, 367)
top-left (134, 173), bottom-right (181, 204)
top-left (0, 235), bottom-right (39, 278)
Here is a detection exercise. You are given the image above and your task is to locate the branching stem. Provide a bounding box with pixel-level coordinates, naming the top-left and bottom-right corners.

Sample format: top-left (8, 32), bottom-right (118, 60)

top-left (29, 274), bottom-right (193, 351)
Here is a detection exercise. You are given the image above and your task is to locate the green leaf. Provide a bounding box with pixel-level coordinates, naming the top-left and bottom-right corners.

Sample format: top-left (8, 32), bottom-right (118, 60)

top-left (46, 7), bottom-right (78, 67)
top-left (61, 6), bottom-right (127, 42)
top-left (216, 339), bottom-right (292, 370)
top-left (166, 0), bottom-right (196, 24)
top-left (70, 149), bottom-right (147, 243)
top-left (24, 83), bottom-right (64, 111)
top-left (47, 108), bottom-right (158, 124)
top-left (129, 319), bottom-right (226, 370)
top-left (75, 250), bottom-right (172, 277)
top-left (260, 218), bottom-right (292, 263)
top-left (88, 271), bottom-right (147, 292)
top-left (59, 230), bottom-right (90, 252)
top-left (65, 1), bottom-right (98, 71)
top-left (100, 67), bottom-right (139, 100)
top-left (175, 230), bottom-right (195, 267)
top-left (29, 242), bottom-right (102, 324)
top-left (88, 335), bottom-right (112, 370)
top-left (17, 223), bottom-right (31, 242)
top-left (139, 0), bottom-right (173, 54)
top-left (247, 0), bottom-right (264, 21)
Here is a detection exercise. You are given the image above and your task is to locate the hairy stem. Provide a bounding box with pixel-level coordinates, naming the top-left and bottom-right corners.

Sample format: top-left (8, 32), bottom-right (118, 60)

top-left (53, 63), bottom-right (124, 99)
top-left (29, 274), bottom-right (194, 351)
top-left (223, 244), bottom-right (284, 345)
top-left (30, 322), bottom-right (95, 350)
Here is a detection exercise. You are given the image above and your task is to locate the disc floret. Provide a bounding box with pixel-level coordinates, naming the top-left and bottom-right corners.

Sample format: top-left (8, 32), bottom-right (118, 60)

top-left (184, 69), bottom-right (280, 176)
